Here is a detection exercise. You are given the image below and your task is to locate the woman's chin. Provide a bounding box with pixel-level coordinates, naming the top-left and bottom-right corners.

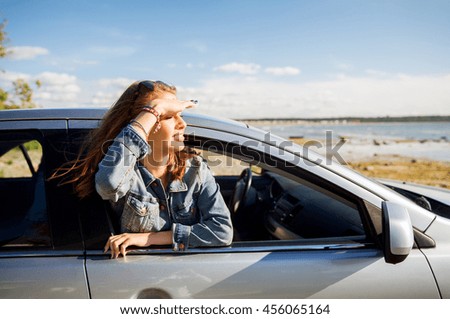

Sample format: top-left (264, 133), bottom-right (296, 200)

top-left (170, 140), bottom-right (185, 151)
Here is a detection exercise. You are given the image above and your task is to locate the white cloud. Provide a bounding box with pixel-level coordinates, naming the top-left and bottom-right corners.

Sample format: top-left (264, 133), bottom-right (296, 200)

top-left (214, 63), bottom-right (299, 76)
top-left (72, 59), bottom-right (98, 66)
top-left (8, 46), bottom-right (49, 60)
top-left (185, 63), bottom-right (206, 69)
top-left (42, 56), bottom-right (99, 72)
top-left (265, 66), bottom-right (300, 76)
top-left (364, 69), bottom-right (389, 77)
top-left (92, 77), bottom-right (135, 106)
top-left (0, 71), bottom-right (81, 107)
top-left (98, 77), bottom-right (134, 88)
top-left (34, 72), bottom-right (81, 106)
top-left (92, 91), bottom-right (117, 106)
top-left (0, 71), bottom-right (32, 85)
top-left (177, 73), bottom-right (450, 119)
top-left (15, 71), bottom-right (449, 119)
top-left (214, 62), bottom-right (261, 75)
top-left (336, 63), bottom-right (353, 71)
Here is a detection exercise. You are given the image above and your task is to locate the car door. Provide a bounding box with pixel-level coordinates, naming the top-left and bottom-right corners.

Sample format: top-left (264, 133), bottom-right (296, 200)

top-left (83, 133), bottom-right (440, 298)
top-left (84, 243), bottom-right (439, 298)
top-left (0, 128), bottom-right (88, 298)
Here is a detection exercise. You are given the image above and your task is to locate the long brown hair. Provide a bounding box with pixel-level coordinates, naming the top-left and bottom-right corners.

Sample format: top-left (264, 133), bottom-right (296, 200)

top-left (53, 80), bottom-right (191, 199)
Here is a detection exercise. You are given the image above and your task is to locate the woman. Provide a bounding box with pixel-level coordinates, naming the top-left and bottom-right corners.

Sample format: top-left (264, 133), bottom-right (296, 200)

top-left (59, 80), bottom-right (233, 258)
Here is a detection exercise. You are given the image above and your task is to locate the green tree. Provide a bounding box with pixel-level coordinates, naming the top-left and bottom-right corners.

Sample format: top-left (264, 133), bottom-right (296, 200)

top-left (0, 19), bottom-right (8, 58)
top-left (0, 19), bottom-right (40, 110)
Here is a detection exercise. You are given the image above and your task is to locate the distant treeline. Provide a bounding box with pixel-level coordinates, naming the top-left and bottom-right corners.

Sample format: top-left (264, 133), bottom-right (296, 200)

top-left (241, 115), bottom-right (450, 123)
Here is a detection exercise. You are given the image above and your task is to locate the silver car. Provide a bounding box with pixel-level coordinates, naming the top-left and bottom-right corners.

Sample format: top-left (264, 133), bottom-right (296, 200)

top-left (0, 108), bottom-right (449, 298)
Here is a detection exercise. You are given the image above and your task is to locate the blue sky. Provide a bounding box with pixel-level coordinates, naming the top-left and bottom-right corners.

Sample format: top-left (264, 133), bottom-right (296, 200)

top-left (1, 0), bottom-right (450, 118)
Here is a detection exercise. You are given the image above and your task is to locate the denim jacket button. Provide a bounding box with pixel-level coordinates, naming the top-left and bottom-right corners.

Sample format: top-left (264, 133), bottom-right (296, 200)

top-left (151, 182), bottom-right (157, 188)
top-left (160, 204), bottom-right (166, 210)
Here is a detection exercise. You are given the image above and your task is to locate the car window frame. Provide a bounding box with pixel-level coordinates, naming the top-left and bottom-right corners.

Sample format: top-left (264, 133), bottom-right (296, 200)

top-left (81, 131), bottom-right (382, 255)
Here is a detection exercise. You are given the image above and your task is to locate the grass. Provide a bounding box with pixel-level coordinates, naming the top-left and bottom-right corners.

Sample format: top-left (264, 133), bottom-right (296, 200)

top-left (289, 137), bottom-right (450, 189)
top-left (0, 145), bottom-right (42, 178)
top-left (347, 156), bottom-right (450, 189)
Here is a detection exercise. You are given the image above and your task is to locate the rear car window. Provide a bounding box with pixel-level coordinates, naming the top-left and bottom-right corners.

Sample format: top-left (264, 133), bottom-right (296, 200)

top-left (0, 134), bottom-right (51, 248)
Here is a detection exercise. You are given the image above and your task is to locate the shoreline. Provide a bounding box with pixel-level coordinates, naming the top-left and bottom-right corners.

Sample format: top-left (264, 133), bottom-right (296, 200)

top-left (289, 137), bottom-right (450, 162)
top-left (241, 116), bottom-right (450, 126)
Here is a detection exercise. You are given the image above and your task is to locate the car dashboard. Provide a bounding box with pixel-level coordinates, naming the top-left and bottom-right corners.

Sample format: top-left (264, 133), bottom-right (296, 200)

top-left (242, 172), bottom-right (367, 241)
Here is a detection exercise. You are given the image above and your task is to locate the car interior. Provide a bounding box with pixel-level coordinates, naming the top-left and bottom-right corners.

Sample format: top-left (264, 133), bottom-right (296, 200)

top-left (190, 144), bottom-right (367, 244)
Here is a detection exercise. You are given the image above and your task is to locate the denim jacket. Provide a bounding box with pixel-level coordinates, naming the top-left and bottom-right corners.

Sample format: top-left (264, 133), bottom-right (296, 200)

top-left (95, 125), bottom-right (233, 251)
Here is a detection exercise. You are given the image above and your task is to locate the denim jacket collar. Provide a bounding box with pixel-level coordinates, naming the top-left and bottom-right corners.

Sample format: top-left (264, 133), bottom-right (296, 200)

top-left (138, 164), bottom-right (188, 193)
top-left (138, 164), bottom-right (156, 188)
top-left (168, 179), bottom-right (188, 193)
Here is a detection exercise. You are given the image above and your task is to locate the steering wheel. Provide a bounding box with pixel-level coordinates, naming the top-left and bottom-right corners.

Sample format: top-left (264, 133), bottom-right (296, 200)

top-left (230, 168), bottom-right (253, 214)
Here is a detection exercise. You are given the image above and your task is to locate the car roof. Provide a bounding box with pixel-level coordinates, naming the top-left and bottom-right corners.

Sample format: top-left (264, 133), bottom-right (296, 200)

top-left (0, 108), bottom-right (107, 120)
top-left (0, 107), bottom-right (249, 130)
top-left (0, 107), bottom-right (286, 147)
top-left (0, 107), bottom-right (247, 126)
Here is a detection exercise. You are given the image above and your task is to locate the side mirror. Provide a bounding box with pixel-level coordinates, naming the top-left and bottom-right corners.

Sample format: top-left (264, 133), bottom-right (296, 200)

top-left (382, 201), bottom-right (414, 264)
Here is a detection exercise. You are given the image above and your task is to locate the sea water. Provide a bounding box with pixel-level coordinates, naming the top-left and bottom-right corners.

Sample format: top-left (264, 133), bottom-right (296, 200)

top-left (257, 121), bottom-right (450, 141)
top-left (253, 121), bottom-right (450, 161)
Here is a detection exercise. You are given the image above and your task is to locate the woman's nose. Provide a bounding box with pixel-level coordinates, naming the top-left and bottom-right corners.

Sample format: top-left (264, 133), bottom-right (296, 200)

top-left (176, 116), bottom-right (187, 129)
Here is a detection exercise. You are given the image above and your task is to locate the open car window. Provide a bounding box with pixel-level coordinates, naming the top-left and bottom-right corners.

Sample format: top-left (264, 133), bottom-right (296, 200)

top-left (81, 136), bottom-right (373, 251)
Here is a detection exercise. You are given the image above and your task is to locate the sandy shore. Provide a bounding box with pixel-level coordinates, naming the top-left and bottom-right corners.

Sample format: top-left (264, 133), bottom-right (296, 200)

top-left (290, 138), bottom-right (450, 189)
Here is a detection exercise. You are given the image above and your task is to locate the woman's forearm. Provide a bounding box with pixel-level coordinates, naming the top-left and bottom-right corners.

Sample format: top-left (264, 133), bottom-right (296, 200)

top-left (147, 230), bottom-right (173, 246)
top-left (104, 230), bottom-right (174, 258)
